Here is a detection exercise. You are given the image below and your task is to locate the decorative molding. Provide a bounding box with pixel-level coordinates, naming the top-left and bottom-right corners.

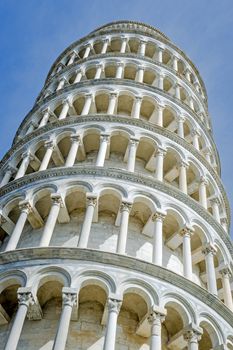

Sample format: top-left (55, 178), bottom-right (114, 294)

top-left (1, 115), bottom-right (227, 220)
top-left (0, 166), bottom-right (232, 254)
top-left (0, 247), bottom-right (232, 326)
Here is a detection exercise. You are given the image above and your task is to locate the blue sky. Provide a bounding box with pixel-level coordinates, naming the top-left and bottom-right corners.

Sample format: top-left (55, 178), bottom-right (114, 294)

top-left (0, 0), bottom-right (233, 234)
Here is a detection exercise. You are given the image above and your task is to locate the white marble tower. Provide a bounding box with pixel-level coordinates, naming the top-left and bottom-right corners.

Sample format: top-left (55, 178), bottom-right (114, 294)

top-left (0, 21), bottom-right (232, 349)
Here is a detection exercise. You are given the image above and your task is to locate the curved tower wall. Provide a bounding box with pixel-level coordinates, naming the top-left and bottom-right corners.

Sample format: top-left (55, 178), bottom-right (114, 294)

top-left (0, 20), bottom-right (232, 350)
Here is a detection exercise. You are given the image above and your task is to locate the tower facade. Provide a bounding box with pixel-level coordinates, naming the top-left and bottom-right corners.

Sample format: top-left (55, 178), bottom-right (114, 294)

top-left (0, 20), bottom-right (232, 349)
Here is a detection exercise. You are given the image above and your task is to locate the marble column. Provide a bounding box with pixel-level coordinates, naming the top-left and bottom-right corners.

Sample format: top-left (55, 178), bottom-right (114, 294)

top-left (74, 68), bottom-right (83, 83)
top-left (210, 198), bottom-right (221, 223)
top-left (219, 268), bottom-right (233, 311)
top-left (0, 165), bottom-right (16, 187)
top-left (156, 104), bottom-right (164, 127)
top-left (191, 129), bottom-right (200, 150)
top-left (67, 51), bottom-right (76, 65)
top-left (202, 245), bottom-right (218, 295)
top-left (179, 161), bottom-right (188, 194)
top-left (83, 43), bottom-right (92, 58)
top-left (5, 201), bottom-right (32, 251)
top-left (39, 108), bottom-right (51, 127)
top-left (56, 77), bottom-right (66, 91)
top-left (189, 96), bottom-right (194, 110)
top-left (5, 291), bottom-right (35, 350)
top-left (184, 327), bottom-right (202, 350)
top-left (116, 201), bottom-right (132, 254)
top-left (180, 225), bottom-right (194, 280)
top-left (120, 37), bottom-right (128, 53)
top-left (155, 148), bottom-right (166, 181)
top-left (15, 152), bottom-right (34, 179)
top-left (177, 116), bottom-right (185, 138)
top-left (174, 83), bottom-right (181, 99)
top-left (103, 298), bottom-right (122, 350)
top-left (78, 195), bottom-right (97, 248)
top-left (39, 194), bottom-right (62, 247)
top-left (148, 307), bottom-right (166, 350)
top-left (58, 98), bottom-right (72, 120)
top-left (81, 93), bottom-right (92, 115)
top-left (172, 55), bottom-right (178, 71)
top-left (96, 134), bottom-right (110, 167)
top-left (132, 96), bottom-right (142, 119)
top-left (152, 210), bottom-right (166, 265)
top-left (95, 64), bottom-right (103, 79)
top-left (185, 68), bottom-right (191, 82)
top-left (158, 73), bottom-right (164, 90)
top-left (116, 62), bottom-right (124, 79)
top-left (127, 139), bottom-right (138, 172)
top-left (39, 140), bottom-right (55, 171)
top-left (26, 120), bottom-right (38, 135)
top-left (53, 290), bottom-right (77, 350)
top-left (139, 40), bottom-right (147, 56)
top-left (199, 176), bottom-right (208, 209)
top-left (157, 47), bottom-right (164, 63)
top-left (65, 135), bottom-right (81, 167)
top-left (101, 38), bottom-right (109, 54)
top-left (136, 66), bottom-right (145, 83)
top-left (107, 93), bottom-right (118, 114)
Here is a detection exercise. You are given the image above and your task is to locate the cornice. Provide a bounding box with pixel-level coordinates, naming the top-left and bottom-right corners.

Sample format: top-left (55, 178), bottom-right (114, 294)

top-left (0, 247), bottom-right (232, 326)
top-left (44, 27), bottom-right (207, 99)
top-left (0, 115), bottom-right (226, 216)
top-left (0, 166), bottom-right (231, 253)
top-left (40, 52), bottom-right (207, 113)
top-left (13, 79), bottom-right (216, 162)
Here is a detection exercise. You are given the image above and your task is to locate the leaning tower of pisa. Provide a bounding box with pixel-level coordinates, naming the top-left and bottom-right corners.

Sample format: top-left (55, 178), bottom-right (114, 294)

top-left (0, 20), bottom-right (233, 350)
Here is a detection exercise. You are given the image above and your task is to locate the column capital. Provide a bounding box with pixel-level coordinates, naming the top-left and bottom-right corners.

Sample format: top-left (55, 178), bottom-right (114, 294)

top-left (180, 224), bottom-right (194, 237)
top-left (44, 139), bottom-right (55, 149)
top-left (109, 91), bottom-right (118, 98)
top-left (129, 138), bottom-right (139, 146)
top-left (62, 96), bottom-right (73, 107)
top-left (84, 92), bottom-right (93, 99)
top-left (219, 266), bottom-right (232, 278)
top-left (5, 164), bottom-right (17, 174)
top-left (210, 197), bottom-right (221, 206)
top-left (0, 212), bottom-right (7, 225)
top-left (102, 37), bottom-right (110, 44)
top-left (62, 288), bottom-right (78, 307)
top-left (178, 160), bottom-right (189, 168)
top-left (157, 46), bottom-right (165, 52)
top-left (178, 115), bottom-right (186, 123)
top-left (70, 134), bottom-right (81, 143)
top-left (19, 200), bottom-right (33, 214)
top-left (202, 244), bottom-right (217, 256)
top-left (191, 128), bottom-right (201, 137)
top-left (41, 106), bottom-right (51, 115)
top-left (51, 193), bottom-right (63, 207)
top-left (116, 61), bottom-right (124, 67)
top-left (107, 298), bottom-right (122, 314)
top-left (152, 209), bottom-right (167, 222)
top-left (120, 36), bottom-right (128, 42)
top-left (221, 217), bottom-right (228, 226)
top-left (86, 193), bottom-right (98, 207)
top-left (147, 305), bottom-right (167, 324)
top-left (137, 65), bottom-right (145, 71)
top-left (120, 201), bottom-right (133, 213)
top-left (157, 103), bottom-right (165, 111)
top-left (183, 324), bottom-right (203, 343)
top-left (135, 95), bottom-right (143, 102)
top-left (84, 42), bottom-right (92, 49)
top-left (100, 133), bottom-right (110, 142)
top-left (17, 288), bottom-right (35, 307)
top-left (155, 147), bottom-right (167, 157)
top-left (21, 151), bottom-right (34, 161)
top-left (199, 175), bottom-right (208, 185)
